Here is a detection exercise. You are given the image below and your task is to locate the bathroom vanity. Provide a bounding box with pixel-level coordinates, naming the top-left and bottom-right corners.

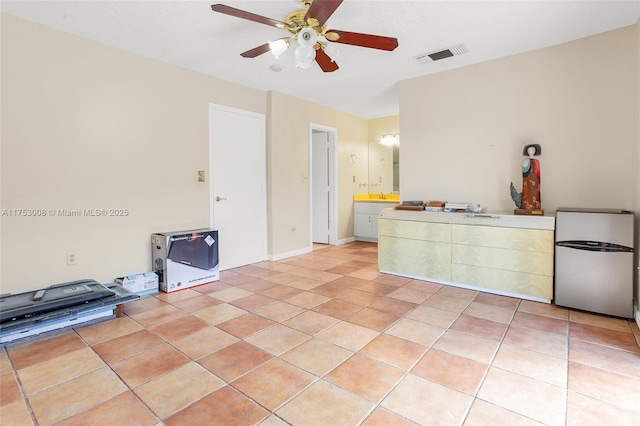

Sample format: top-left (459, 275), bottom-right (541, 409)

top-left (353, 194), bottom-right (400, 242)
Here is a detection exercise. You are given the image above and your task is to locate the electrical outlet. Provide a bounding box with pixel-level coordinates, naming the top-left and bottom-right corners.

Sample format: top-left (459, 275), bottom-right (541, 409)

top-left (67, 253), bottom-right (78, 266)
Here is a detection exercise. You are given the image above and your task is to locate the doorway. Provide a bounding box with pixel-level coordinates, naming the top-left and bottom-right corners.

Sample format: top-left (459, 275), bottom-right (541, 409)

top-left (209, 104), bottom-right (267, 270)
top-left (310, 124), bottom-right (337, 245)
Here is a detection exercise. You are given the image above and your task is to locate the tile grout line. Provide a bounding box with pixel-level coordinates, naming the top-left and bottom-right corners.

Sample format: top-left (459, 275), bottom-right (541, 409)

top-left (465, 297), bottom-right (543, 425)
top-left (134, 265), bottom-right (551, 423)
top-left (352, 286), bottom-right (470, 425)
top-left (4, 242), bottom-right (637, 425)
top-left (126, 291), bottom-right (330, 423)
top-left (3, 345), bottom-right (40, 426)
top-left (72, 326), bottom-right (165, 425)
top-left (207, 268), bottom-right (418, 424)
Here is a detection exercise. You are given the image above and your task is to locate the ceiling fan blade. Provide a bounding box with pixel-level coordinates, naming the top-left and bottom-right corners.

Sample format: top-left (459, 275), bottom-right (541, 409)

top-left (211, 4), bottom-right (288, 29)
top-left (325, 30), bottom-right (398, 51)
top-left (315, 48), bottom-right (339, 72)
top-left (304, 0), bottom-right (344, 27)
top-left (240, 43), bottom-right (272, 58)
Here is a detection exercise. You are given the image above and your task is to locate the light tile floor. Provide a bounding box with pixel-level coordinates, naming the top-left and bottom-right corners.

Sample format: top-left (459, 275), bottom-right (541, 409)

top-left (1, 242), bottom-right (639, 425)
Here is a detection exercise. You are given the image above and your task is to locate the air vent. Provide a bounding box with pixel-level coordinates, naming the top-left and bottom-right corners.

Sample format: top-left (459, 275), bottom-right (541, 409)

top-left (414, 43), bottom-right (469, 64)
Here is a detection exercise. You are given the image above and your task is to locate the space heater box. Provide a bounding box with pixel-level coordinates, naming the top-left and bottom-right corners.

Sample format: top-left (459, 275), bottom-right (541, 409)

top-left (151, 229), bottom-right (219, 293)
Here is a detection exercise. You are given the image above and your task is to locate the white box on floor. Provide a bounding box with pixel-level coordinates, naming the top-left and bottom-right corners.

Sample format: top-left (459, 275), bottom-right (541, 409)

top-left (115, 272), bottom-right (158, 296)
top-left (151, 229), bottom-right (219, 293)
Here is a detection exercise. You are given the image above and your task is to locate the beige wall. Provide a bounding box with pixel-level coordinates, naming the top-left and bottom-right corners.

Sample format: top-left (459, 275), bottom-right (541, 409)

top-left (399, 25), bottom-right (637, 214)
top-left (3, 12), bottom-right (639, 306)
top-left (0, 14), bottom-right (266, 294)
top-left (267, 92), bottom-right (368, 256)
top-left (368, 116), bottom-right (399, 194)
top-left (0, 14), bottom-right (370, 293)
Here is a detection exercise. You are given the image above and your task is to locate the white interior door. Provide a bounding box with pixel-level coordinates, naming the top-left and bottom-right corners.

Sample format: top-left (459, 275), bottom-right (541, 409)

top-left (312, 131), bottom-right (329, 243)
top-left (310, 124), bottom-right (337, 246)
top-left (209, 104), bottom-right (266, 270)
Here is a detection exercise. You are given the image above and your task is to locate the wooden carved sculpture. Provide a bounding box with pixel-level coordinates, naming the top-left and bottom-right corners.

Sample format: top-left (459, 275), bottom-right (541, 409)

top-left (510, 144), bottom-right (543, 215)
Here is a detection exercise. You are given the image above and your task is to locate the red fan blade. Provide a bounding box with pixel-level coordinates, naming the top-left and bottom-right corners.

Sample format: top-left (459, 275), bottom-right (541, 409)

top-left (240, 43), bottom-right (271, 58)
top-left (315, 48), bottom-right (339, 72)
top-left (211, 4), bottom-right (288, 29)
top-left (325, 30), bottom-right (398, 51)
top-left (304, 0), bottom-right (343, 27)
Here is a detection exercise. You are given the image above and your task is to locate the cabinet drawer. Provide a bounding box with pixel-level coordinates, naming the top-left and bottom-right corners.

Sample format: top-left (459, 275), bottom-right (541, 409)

top-left (379, 253), bottom-right (451, 282)
top-left (452, 244), bottom-right (553, 276)
top-left (379, 219), bottom-right (451, 243)
top-left (379, 236), bottom-right (451, 263)
top-left (452, 225), bottom-right (553, 253)
top-left (451, 264), bottom-right (552, 299)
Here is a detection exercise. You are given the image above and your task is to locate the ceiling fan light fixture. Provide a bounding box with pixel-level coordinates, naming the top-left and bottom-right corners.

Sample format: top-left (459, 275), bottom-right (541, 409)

top-left (297, 27), bottom-right (317, 48)
top-left (323, 42), bottom-right (340, 62)
top-left (268, 39), bottom-right (289, 58)
top-left (295, 45), bottom-right (315, 68)
top-left (211, 2), bottom-right (399, 72)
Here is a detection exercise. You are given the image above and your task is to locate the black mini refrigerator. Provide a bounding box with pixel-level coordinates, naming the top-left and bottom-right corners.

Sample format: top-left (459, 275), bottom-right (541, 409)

top-left (554, 208), bottom-right (634, 318)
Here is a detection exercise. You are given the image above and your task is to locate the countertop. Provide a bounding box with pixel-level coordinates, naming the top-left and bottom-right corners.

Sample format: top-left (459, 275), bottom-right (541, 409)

top-left (379, 208), bottom-right (555, 230)
top-left (353, 194), bottom-right (400, 204)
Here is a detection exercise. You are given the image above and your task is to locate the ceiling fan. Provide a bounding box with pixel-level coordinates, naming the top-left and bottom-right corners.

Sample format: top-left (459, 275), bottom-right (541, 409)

top-left (211, 0), bottom-right (399, 72)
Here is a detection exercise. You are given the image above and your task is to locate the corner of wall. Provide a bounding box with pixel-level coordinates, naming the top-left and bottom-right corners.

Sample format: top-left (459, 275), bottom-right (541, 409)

top-left (634, 17), bottom-right (640, 320)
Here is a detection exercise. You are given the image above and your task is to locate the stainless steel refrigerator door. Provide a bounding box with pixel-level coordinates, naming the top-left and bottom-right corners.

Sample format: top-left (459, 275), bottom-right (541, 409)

top-left (555, 211), bottom-right (633, 248)
top-left (554, 246), bottom-right (634, 318)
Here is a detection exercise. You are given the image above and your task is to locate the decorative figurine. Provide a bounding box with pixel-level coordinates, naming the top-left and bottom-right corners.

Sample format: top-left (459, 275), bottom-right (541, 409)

top-left (510, 143), bottom-right (543, 215)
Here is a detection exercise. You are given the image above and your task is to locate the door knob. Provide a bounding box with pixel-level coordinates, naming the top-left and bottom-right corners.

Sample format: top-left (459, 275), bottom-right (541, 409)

top-left (215, 196), bottom-right (227, 202)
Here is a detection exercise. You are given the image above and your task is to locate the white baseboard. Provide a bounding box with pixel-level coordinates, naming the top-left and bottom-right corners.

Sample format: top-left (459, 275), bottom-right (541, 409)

top-left (268, 246), bottom-right (312, 262)
top-left (354, 237), bottom-right (378, 243)
top-left (267, 237), bottom-right (363, 261)
top-left (336, 237), bottom-right (356, 245)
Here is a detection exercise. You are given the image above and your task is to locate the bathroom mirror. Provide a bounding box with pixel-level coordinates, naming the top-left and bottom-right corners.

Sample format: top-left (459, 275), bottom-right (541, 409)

top-left (367, 140), bottom-right (398, 194)
top-left (366, 115), bottom-right (399, 194)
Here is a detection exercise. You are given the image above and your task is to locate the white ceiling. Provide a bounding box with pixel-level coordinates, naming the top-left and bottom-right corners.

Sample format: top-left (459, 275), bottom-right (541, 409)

top-left (2, 0), bottom-right (639, 118)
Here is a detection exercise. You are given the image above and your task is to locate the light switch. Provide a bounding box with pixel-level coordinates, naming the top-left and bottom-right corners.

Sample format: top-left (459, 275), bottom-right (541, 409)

top-left (198, 171), bottom-right (205, 182)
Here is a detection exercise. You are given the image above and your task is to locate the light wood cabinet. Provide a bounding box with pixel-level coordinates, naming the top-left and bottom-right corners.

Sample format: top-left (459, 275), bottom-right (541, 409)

top-left (379, 218), bottom-right (450, 242)
top-left (451, 244), bottom-right (553, 275)
top-left (451, 225), bottom-right (554, 253)
top-left (378, 219), bottom-right (452, 281)
top-left (378, 211), bottom-right (555, 302)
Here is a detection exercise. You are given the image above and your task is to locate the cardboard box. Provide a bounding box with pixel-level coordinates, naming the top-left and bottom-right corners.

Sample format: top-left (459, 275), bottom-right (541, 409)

top-left (152, 229), bottom-right (219, 293)
top-left (115, 272), bottom-right (158, 296)
top-left (114, 304), bottom-right (124, 317)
